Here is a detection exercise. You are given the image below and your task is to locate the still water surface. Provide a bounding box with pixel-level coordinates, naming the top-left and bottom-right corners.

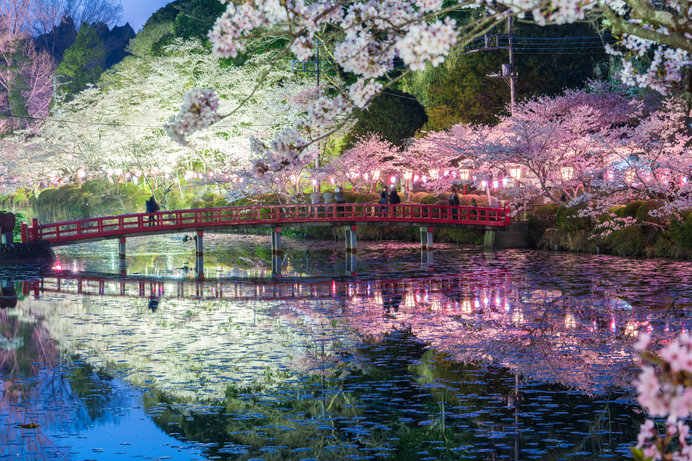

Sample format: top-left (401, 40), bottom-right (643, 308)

top-left (1, 234), bottom-right (691, 460)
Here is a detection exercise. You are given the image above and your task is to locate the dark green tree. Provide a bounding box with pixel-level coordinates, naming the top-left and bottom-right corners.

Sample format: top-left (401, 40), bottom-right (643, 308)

top-left (0, 41), bottom-right (31, 132)
top-left (402, 20), bottom-right (610, 130)
top-left (345, 89), bottom-right (427, 149)
top-left (55, 24), bottom-right (106, 99)
top-left (172, 0), bottom-right (226, 40)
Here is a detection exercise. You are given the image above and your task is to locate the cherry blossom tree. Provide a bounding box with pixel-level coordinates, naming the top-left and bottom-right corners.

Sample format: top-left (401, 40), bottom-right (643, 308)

top-left (165, 0), bottom-right (691, 174)
top-left (406, 123), bottom-right (482, 194)
top-left (409, 87), bottom-right (642, 206)
top-left (576, 97), bottom-right (692, 227)
top-left (17, 39), bottom-right (310, 195)
top-left (0, 0), bottom-right (56, 133)
top-left (632, 332), bottom-right (692, 461)
top-left (325, 133), bottom-right (397, 191)
top-left (473, 87), bottom-right (641, 206)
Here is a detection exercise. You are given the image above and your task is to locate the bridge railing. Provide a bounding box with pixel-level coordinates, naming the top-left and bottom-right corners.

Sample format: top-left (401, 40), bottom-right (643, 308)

top-left (23, 202), bottom-right (511, 244)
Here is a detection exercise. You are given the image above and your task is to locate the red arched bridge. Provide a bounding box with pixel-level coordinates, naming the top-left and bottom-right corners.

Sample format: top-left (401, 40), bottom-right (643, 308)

top-left (20, 202), bottom-right (511, 275)
top-left (21, 202), bottom-right (510, 246)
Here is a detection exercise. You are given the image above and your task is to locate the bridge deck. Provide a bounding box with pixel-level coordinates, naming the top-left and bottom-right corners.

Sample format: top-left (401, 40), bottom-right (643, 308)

top-left (22, 202), bottom-right (511, 246)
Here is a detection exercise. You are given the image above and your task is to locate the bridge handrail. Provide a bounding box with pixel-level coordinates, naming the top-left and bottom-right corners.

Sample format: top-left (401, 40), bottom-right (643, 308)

top-left (23, 202), bottom-right (511, 244)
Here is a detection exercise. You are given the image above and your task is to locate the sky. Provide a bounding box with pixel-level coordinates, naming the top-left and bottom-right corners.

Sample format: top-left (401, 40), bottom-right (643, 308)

top-left (120, 0), bottom-right (172, 32)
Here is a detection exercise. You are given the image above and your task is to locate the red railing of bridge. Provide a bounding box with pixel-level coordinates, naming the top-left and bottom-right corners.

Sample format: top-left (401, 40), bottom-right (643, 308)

top-left (21, 202), bottom-right (511, 245)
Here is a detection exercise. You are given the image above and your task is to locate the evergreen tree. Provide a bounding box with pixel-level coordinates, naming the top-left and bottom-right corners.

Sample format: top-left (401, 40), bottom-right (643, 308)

top-left (402, 21), bottom-right (610, 130)
top-left (345, 90), bottom-right (427, 149)
top-left (55, 24), bottom-right (105, 99)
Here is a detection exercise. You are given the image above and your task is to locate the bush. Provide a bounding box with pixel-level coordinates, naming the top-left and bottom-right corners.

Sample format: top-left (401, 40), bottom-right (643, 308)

top-left (615, 200), bottom-right (647, 219)
top-left (555, 206), bottom-right (592, 233)
top-left (635, 200), bottom-right (665, 226)
top-left (605, 224), bottom-right (661, 257)
top-left (669, 214), bottom-right (692, 250)
top-left (533, 205), bottom-right (560, 229)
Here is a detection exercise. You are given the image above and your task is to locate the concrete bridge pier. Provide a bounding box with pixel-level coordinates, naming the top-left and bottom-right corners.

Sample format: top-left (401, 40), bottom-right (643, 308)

top-left (271, 228), bottom-right (283, 277)
top-left (346, 252), bottom-right (357, 276)
top-left (118, 237), bottom-right (127, 275)
top-left (483, 230), bottom-right (495, 250)
top-left (420, 227), bottom-right (433, 250)
top-left (272, 254), bottom-right (283, 276)
top-left (195, 230), bottom-right (204, 279)
top-left (271, 227), bottom-right (282, 254)
top-left (421, 250), bottom-right (434, 270)
top-left (345, 226), bottom-right (357, 252)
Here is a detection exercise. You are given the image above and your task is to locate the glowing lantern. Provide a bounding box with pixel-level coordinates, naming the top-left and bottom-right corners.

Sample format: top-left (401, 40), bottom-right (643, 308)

top-left (509, 167), bottom-right (522, 180)
top-left (625, 169), bottom-right (636, 184)
top-left (560, 166), bottom-right (574, 181)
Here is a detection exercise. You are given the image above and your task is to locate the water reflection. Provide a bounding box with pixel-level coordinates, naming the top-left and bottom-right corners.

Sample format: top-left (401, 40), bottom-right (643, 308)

top-left (1, 238), bottom-right (691, 459)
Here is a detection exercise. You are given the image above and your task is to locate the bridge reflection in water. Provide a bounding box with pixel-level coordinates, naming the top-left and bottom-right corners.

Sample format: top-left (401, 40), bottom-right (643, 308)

top-left (19, 268), bottom-right (684, 393)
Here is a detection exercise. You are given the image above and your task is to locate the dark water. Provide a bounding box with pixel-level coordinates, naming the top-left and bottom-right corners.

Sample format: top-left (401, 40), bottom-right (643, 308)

top-left (1, 234), bottom-right (691, 460)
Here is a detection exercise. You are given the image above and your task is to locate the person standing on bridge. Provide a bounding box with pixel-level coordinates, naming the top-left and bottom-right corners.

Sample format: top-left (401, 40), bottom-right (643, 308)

top-left (334, 186), bottom-right (345, 218)
top-left (448, 186), bottom-right (460, 219)
top-left (145, 196), bottom-right (160, 226)
top-left (378, 189), bottom-right (388, 217)
top-left (388, 186), bottom-right (400, 217)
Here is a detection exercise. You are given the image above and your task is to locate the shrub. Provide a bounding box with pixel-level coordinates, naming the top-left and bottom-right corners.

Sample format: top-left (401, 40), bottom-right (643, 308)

top-left (555, 206), bottom-right (592, 233)
top-left (635, 200), bottom-right (665, 226)
top-left (605, 224), bottom-right (660, 257)
top-left (615, 200), bottom-right (647, 218)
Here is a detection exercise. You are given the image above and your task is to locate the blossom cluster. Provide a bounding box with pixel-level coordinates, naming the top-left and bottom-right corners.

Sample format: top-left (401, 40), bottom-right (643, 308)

top-left (633, 332), bottom-right (692, 460)
top-left (163, 88), bottom-right (220, 145)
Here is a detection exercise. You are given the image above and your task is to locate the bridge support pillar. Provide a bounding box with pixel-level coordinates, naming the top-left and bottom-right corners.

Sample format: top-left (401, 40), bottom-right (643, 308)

top-left (346, 252), bottom-right (357, 276)
top-left (420, 227), bottom-right (433, 250)
top-left (483, 230), bottom-right (496, 250)
top-left (271, 227), bottom-right (282, 255)
top-left (118, 237), bottom-right (127, 274)
top-left (272, 254), bottom-right (283, 277)
top-left (421, 250), bottom-right (434, 271)
top-left (345, 226), bottom-right (357, 252)
top-left (271, 228), bottom-right (282, 277)
top-left (195, 231), bottom-right (204, 278)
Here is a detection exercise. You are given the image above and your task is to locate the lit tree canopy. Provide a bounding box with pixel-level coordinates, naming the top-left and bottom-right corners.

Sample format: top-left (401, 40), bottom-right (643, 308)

top-left (166, 0), bottom-right (691, 175)
top-left (12, 38), bottom-right (310, 193)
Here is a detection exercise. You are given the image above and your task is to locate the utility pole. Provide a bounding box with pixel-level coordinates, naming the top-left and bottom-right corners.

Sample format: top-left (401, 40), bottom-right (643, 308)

top-left (488, 16), bottom-right (517, 115)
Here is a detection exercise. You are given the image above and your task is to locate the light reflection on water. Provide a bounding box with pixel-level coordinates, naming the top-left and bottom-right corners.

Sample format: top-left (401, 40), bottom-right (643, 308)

top-left (1, 234), bottom-right (691, 460)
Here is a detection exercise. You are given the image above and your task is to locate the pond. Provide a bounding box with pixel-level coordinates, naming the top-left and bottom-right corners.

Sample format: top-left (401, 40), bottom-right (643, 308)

top-left (1, 233), bottom-right (691, 460)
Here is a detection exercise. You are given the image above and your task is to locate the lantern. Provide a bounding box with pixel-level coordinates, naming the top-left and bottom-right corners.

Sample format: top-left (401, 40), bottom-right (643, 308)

top-left (560, 166), bottom-right (574, 181)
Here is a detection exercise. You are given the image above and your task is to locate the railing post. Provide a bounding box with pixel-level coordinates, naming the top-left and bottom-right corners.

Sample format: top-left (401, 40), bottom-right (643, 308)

top-left (32, 218), bottom-right (39, 241)
top-left (21, 222), bottom-right (28, 243)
